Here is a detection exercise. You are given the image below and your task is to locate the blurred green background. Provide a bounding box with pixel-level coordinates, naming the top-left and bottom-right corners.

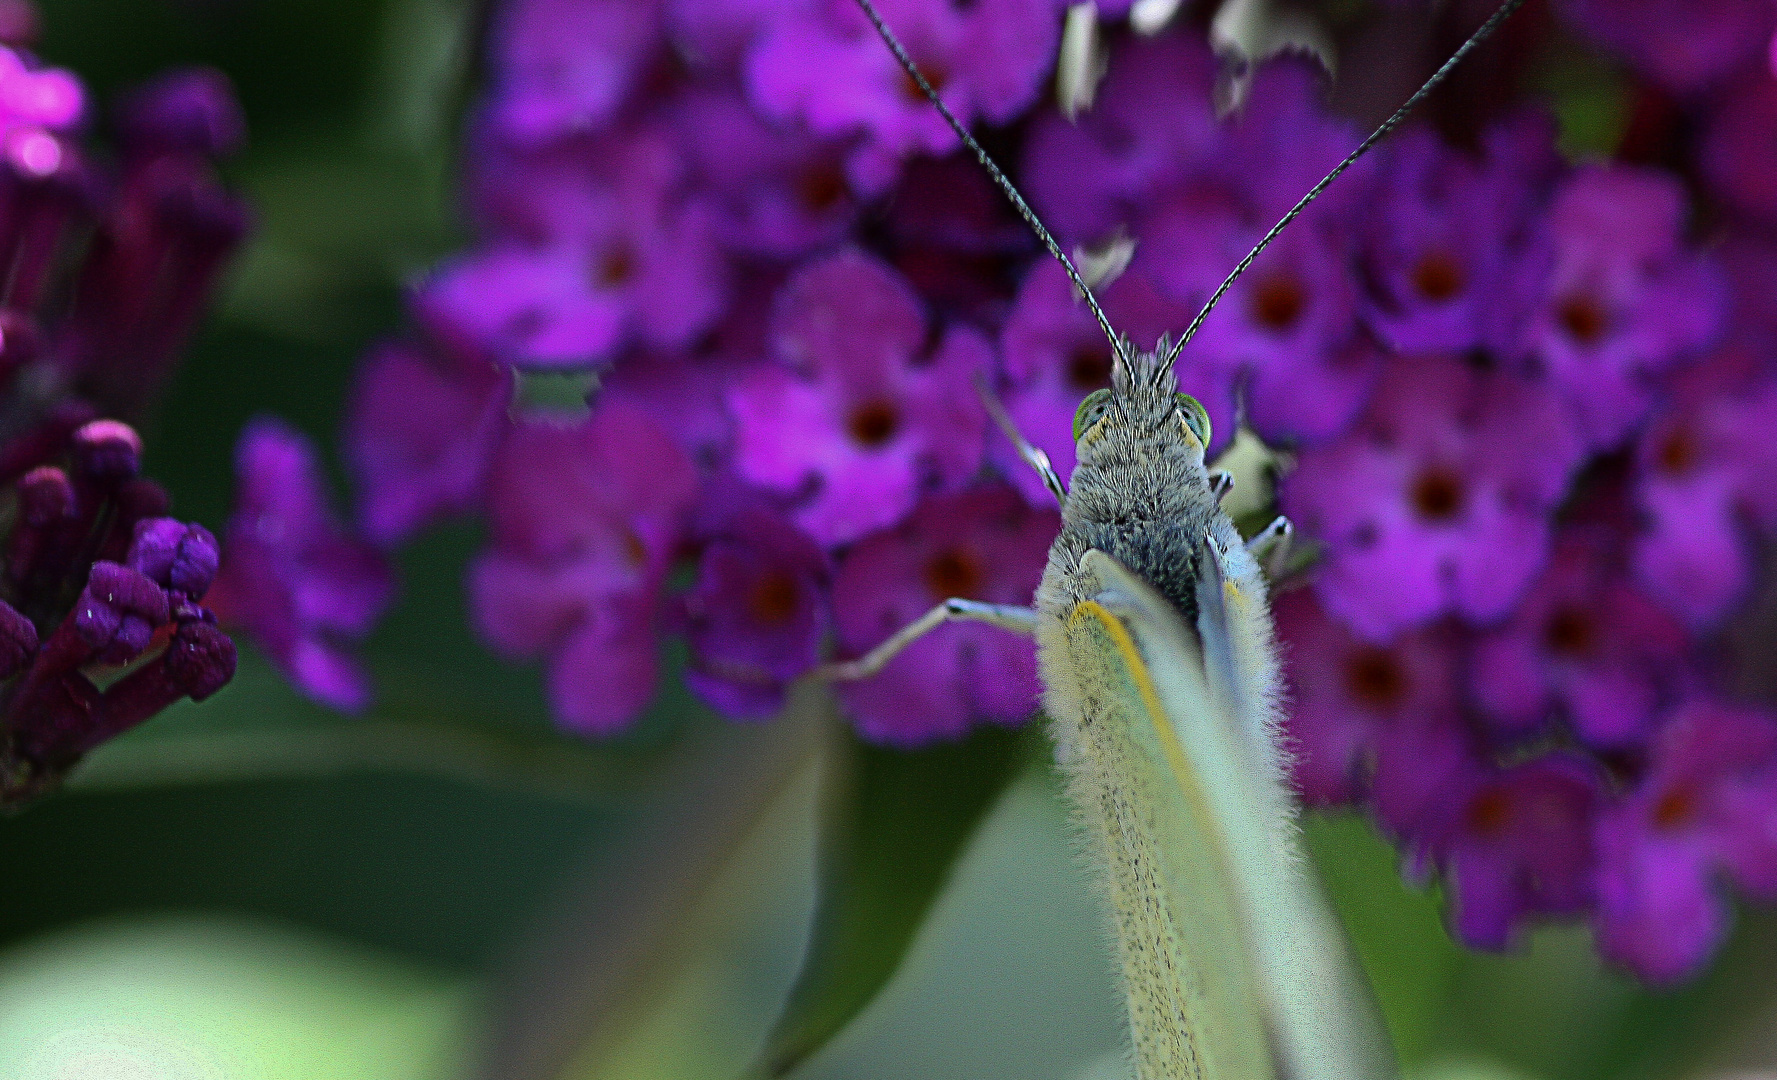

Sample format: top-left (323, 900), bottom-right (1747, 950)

top-left (2, 1), bottom-right (1774, 1078)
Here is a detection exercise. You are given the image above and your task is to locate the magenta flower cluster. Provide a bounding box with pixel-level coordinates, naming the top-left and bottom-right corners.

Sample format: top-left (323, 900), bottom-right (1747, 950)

top-left (326, 0), bottom-right (1777, 980)
top-left (0, 25), bottom-right (248, 802)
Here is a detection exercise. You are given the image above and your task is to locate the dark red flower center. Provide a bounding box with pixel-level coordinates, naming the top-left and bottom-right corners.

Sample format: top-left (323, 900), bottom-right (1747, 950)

top-left (1410, 468), bottom-right (1466, 521)
top-left (1558, 294), bottom-right (1608, 345)
top-left (900, 60), bottom-right (950, 103)
top-left (622, 529), bottom-right (648, 568)
top-left (1412, 251), bottom-right (1465, 302)
top-left (1067, 346), bottom-right (1113, 393)
top-left (595, 242), bottom-right (637, 288)
top-left (1542, 607), bottom-right (1595, 657)
top-left (1467, 788), bottom-right (1513, 835)
top-left (798, 163), bottom-right (847, 212)
top-left (748, 570), bottom-right (800, 624)
top-left (847, 400), bottom-right (901, 448)
top-left (1652, 784), bottom-right (1699, 829)
top-left (925, 547), bottom-right (982, 601)
top-left (1344, 648), bottom-right (1407, 709)
top-left (1656, 425), bottom-right (1697, 476)
top-left (1250, 273), bottom-right (1306, 331)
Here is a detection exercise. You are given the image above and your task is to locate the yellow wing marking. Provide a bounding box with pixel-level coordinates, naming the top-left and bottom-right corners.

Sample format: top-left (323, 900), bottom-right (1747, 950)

top-left (1069, 597), bottom-right (1221, 864)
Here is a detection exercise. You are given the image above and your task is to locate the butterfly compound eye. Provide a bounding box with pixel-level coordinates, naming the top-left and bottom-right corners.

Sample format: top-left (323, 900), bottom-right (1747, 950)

top-left (1174, 394), bottom-right (1211, 449)
top-left (1072, 388), bottom-right (1114, 443)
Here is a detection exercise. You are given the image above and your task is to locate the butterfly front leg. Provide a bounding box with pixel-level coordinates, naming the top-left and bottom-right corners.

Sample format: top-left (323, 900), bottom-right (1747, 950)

top-left (1245, 515), bottom-right (1294, 581)
top-left (814, 599), bottom-right (1039, 682)
top-left (973, 374), bottom-right (1066, 508)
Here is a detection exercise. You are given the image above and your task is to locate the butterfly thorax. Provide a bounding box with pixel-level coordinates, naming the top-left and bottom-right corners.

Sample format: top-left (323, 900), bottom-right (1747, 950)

top-left (1035, 360), bottom-right (1245, 633)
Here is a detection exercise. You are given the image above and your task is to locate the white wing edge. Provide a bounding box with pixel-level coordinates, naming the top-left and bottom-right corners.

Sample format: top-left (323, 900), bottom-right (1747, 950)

top-left (1081, 549), bottom-right (1399, 1080)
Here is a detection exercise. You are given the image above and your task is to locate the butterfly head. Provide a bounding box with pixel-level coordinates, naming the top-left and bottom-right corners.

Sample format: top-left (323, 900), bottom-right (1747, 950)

top-left (1072, 336), bottom-right (1212, 465)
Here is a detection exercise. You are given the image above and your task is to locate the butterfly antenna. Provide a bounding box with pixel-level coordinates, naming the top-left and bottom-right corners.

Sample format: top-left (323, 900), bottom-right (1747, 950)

top-left (1162, 0), bottom-right (1526, 372)
top-left (852, 0), bottom-right (1125, 360)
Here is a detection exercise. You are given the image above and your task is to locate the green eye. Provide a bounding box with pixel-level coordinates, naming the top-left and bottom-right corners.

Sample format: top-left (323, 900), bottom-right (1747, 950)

top-left (1072, 388), bottom-right (1114, 443)
top-left (1175, 394), bottom-right (1211, 448)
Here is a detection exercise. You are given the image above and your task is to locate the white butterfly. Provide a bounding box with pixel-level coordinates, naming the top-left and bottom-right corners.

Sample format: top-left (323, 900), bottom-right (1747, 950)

top-left (827, 1), bottom-right (1525, 1076)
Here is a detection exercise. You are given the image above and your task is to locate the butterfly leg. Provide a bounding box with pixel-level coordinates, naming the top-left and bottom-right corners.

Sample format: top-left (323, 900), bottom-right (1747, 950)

top-left (1208, 470), bottom-right (1234, 502)
top-left (1245, 515), bottom-right (1294, 580)
top-left (974, 373), bottom-right (1066, 508)
top-left (815, 599), bottom-right (1038, 682)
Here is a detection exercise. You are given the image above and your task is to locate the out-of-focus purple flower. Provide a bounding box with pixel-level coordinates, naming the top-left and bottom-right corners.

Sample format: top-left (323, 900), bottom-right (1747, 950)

top-left (345, 340), bottom-right (512, 547)
top-left (1471, 530), bottom-right (1691, 749)
top-left (1517, 166), bottom-right (1725, 450)
top-left (485, 0), bottom-right (661, 146)
top-left (1022, 33), bottom-right (1221, 245)
top-left (1438, 754), bottom-right (1603, 951)
top-left (1594, 700), bottom-right (1777, 984)
top-left (0, 417), bottom-right (235, 801)
top-left (1558, 0), bottom-right (1775, 92)
top-left (746, 0), bottom-right (1064, 191)
top-left (0, 44), bottom-right (82, 139)
top-left (114, 68), bottom-right (246, 158)
top-left (1273, 587), bottom-right (1462, 808)
top-left (418, 129), bottom-right (726, 369)
top-left (1701, 73), bottom-right (1777, 230)
top-left (665, 0), bottom-right (775, 69)
top-left (468, 402), bottom-right (698, 734)
top-left (675, 88), bottom-right (856, 260)
top-left (1282, 354), bottom-right (1584, 641)
top-left (728, 250), bottom-right (988, 546)
top-left (1360, 123), bottom-right (1549, 356)
top-left (1631, 354), bottom-right (1777, 631)
top-left (0, 43), bottom-right (246, 803)
top-left (677, 492), bottom-right (829, 718)
top-left (1142, 203), bottom-right (1369, 448)
top-left (208, 419), bottom-right (394, 714)
top-left (832, 485), bottom-right (1055, 745)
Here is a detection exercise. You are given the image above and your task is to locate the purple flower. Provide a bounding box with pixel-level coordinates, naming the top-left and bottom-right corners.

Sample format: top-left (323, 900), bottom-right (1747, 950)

top-left (674, 88), bottom-right (856, 260)
top-left (746, 0), bottom-right (1064, 191)
top-left (1022, 33), bottom-right (1221, 245)
top-left (677, 492), bottom-right (830, 719)
top-left (1631, 353), bottom-right (1777, 630)
top-left (1282, 354), bottom-right (1584, 642)
top-left (468, 402), bottom-right (698, 734)
top-left (0, 44), bottom-right (82, 138)
top-left (1516, 165), bottom-right (1725, 450)
top-left (1137, 200), bottom-right (1369, 448)
top-left (484, 0), bottom-right (661, 146)
top-left (1594, 699), bottom-right (1777, 984)
top-left (208, 419), bottom-right (394, 713)
top-left (831, 486), bottom-right (1055, 745)
top-left (594, 280), bottom-right (776, 469)
top-left (1471, 530), bottom-right (1692, 749)
top-left (1360, 122), bottom-right (1551, 356)
top-left (1273, 587), bottom-right (1463, 809)
top-left (345, 340), bottom-right (512, 547)
top-left (1439, 754), bottom-right (1603, 951)
top-left (0, 421), bottom-right (234, 801)
top-left (665, 0), bottom-right (775, 69)
top-left (1701, 73), bottom-right (1777, 230)
top-left (114, 68), bottom-right (246, 158)
top-left (1558, 0), bottom-right (1775, 91)
top-left (728, 250), bottom-right (988, 547)
top-left (417, 129), bottom-right (727, 369)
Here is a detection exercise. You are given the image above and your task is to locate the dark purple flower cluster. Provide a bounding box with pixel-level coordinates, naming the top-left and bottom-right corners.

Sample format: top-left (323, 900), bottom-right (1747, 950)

top-left (342, 0), bottom-right (1777, 979)
top-left (0, 25), bottom-right (248, 802)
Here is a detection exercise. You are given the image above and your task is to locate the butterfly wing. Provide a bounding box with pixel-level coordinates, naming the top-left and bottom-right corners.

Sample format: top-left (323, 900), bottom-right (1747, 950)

top-left (1042, 548), bottom-right (1396, 1080)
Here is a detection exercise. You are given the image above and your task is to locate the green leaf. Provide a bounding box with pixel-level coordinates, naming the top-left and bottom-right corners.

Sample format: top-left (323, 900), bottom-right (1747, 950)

top-left (754, 723), bottom-right (1029, 1078)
